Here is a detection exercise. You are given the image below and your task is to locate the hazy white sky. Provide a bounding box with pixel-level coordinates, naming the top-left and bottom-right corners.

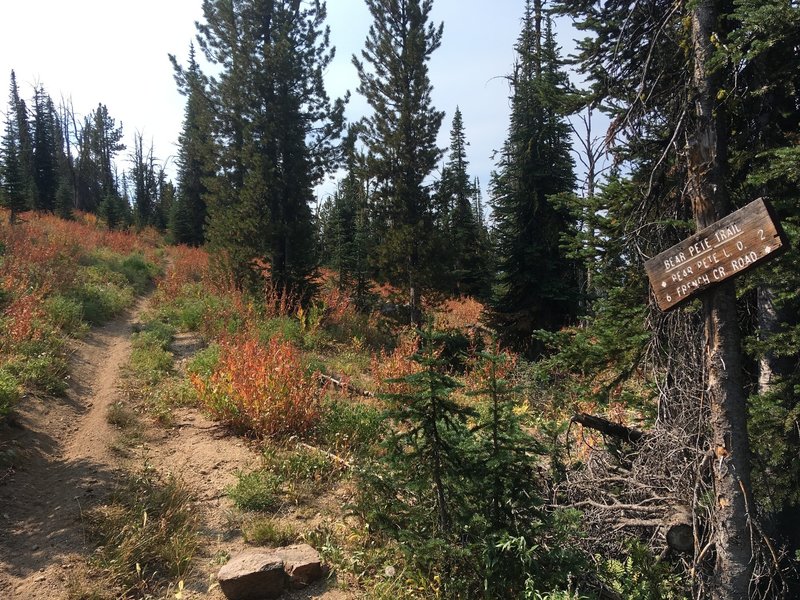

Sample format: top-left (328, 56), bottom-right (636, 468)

top-left (0, 1), bottom-right (580, 201)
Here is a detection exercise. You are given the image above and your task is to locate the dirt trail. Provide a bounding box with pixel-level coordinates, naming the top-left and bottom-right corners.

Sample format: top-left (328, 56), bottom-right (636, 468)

top-left (0, 302), bottom-right (349, 599)
top-left (0, 298), bottom-right (147, 598)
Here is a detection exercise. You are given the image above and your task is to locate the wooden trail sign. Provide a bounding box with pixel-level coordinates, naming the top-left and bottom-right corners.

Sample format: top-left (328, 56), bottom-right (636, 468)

top-left (645, 198), bottom-right (787, 311)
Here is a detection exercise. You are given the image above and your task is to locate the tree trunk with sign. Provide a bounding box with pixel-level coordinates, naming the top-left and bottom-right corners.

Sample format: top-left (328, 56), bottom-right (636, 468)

top-left (688, 3), bottom-right (753, 597)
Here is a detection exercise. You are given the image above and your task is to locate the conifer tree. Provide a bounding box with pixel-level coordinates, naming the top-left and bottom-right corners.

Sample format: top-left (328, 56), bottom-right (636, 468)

top-left (353, 0), bottom-right (444, 318)
top-left (1, 121), bottom-right (26, 222)
top-left (438, 108), bottom-right (491, 299)
top-left (196, 0), bottom-right (346, 297)
top-left (317, 127), bottom-right (373, 308)
top-left (1, 74), bottom-right (28, 222)
top-left (368, 328), bottom-right (475, 539)
top-left (490, 1), bottom-right (578, 354)
top-left (130, 132), bottom-right (159, 228)
top-left (75, 104), bottom-right (125, 213)
top-left (31, 85), bottom-right (58, 212)
top-left (6, 71), bottom-right (35, 211)
top-left (170, 43), bottom-right (215, 246)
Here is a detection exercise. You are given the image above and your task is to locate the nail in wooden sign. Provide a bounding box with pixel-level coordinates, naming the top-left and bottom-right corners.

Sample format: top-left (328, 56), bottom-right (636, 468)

top-left (645, 198), bottom-right (787, 311)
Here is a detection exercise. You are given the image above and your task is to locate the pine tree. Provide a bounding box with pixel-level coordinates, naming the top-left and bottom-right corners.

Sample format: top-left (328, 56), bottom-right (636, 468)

top-left (6, 71), bottom-right (35, 212)
top-left (196, 0), bottom-right (346, 297)
top-left (317, 127), bottom-right (374, 306)
top-left (170, 43), bottom-right (215, 246)
top-left (368, 328), bottom-right (476, 537)
top-left (75, 104), bottom-right (125, 213)
top-left (353, 0), bottom-right (445, 319)
top-left (490, 1), bottom-right (578, 354)
top-left (130, 132), bottom-right (159, 228)
top-left (438, 108), bottom-right (491, 299)
top-left (1, 73), bottom-right (28, 222)
top-left (31, 85), bottom-right (59, 213)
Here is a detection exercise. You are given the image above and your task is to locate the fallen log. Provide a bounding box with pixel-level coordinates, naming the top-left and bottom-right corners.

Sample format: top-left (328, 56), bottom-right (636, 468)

top-left (571, 412), bottom-right (644, 444)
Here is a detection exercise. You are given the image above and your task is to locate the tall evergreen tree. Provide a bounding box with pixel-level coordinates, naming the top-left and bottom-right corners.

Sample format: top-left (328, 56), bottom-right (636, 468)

top-left (31, 85), bottom-right (58, 212)
top-left (7, 71), bottom-right (35, 211)
top-left (438, 107), bottom-right (491, 299)
top-left (0, 123), bottom-right (24, 221)
top-left (353, 0), bottom-right (445, 318)
top-left (1, 73), bottom-right (28, 222)
top-left (75, 103), bottom-right (125, 213)
top-left (130, 132), bottom-right (159, 228)
top-left (489, 1), bottom-right (578, 354)
top-left (196, 0), bottom-right (346, 297)
top-left (170, 43), bottom-right (215, 246)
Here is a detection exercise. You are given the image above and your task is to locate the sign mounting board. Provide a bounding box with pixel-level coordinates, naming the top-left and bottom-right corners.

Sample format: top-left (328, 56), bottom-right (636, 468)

top-left (645, 198), bottom-right (787, 311)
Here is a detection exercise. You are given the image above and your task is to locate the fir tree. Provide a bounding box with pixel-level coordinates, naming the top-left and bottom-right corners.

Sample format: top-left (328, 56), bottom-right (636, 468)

top-left (1, 74), bottom-right (27, 222)
top-left (130, 132), bottom-right (159, 228)
top-left (196, 0), bottom-right (346, 297)
top-left (317, 127), bottom-right (373, 308)
top-left (7, 71), bottom-right (35, 211)
top-left (170, 43), bottom-right (215, 246)
top-left (31, 85), bottom-right (58, 212)
top-left (438, 108), bottom-right (491, 299)
top-left (75, 104), bottom-right (125, 213)
top-left (366, 328), bottom-right (475, 539)
top-left (353, 0), bottom-right (445, 319)
top-left (489, 1), bottom-right (578, 354)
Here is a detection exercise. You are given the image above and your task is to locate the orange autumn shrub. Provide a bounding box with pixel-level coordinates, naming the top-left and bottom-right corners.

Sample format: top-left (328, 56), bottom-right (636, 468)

top-left (191, 334), bottom-right (324, 439)
top-left (317, 284), bottom-right (353, 326)
top-left (433, 296), bottom-right (485, 331)
top-left (370, 333), bottom-right (421, 395)
top-left (157, 245), bottom-right (212, 301)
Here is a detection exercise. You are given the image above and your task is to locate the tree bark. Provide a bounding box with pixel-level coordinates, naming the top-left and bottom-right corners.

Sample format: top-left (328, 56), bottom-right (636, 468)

top-left (689, 3), bottom-right (753, 597)
top-left (571, 412), bottom-right (644, 444)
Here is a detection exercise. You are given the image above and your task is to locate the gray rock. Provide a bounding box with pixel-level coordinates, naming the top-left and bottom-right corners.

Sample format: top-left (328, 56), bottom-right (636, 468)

top-left (274, 544), bottom-right (323, 589)
top-left (217, 551), bottom-right (287, 600)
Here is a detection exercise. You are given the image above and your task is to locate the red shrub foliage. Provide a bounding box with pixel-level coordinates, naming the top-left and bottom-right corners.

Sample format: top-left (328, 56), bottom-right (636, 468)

top-left (317, 284), bottom-right (353, 326)
top-left (0, 209), bottom-right (159, 356)
top-left (157, 245), bottom-right (212, 301)
top-left (370, 333), bottom-right (421, 395)
top-left (191, 334), bottom-right (324, 439)
top-left (433, 296), bottom-right (485, 331)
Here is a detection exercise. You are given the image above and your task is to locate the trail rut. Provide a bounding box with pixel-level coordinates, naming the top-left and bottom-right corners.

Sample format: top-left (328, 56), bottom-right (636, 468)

top-left (0, 298), bottom-right (146, 598)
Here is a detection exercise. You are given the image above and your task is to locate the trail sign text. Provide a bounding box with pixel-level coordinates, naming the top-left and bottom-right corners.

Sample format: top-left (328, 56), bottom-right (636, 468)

top-left (645, 198), bottom-right (786, 311)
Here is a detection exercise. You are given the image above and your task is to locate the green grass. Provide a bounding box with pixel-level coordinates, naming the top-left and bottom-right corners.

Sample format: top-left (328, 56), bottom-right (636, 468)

top-left (186, 343), bottom-right (220, 378)
top-left (0, 369), bottom-right (21, 416)
top-left (315, 398), bottom-right (385, 457)
top-left (84, 469), bottom-right (198, 596)
top-left (44, 295), bottom-right (87, 335)
top-left (228, 446), bottom-right (341, 513)
top-left (70, 265), bottom-right (134, 325)
top-left (5, 337), bottom-right (70, 396)
top-left (83, 249), bottom-right (161, 294)
top-left (257, 315), bottom-right (303, 345)
top-left (129, 320), bottom-right (175, 385)
top-left (228, 469), bottom-right (283, 512)
top-left (241, 516), bottom-right (300, 546)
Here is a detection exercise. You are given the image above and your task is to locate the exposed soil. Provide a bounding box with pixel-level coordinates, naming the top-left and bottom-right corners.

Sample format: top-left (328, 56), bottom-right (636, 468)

top-left (0, 300), bottom-right (350, 599)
